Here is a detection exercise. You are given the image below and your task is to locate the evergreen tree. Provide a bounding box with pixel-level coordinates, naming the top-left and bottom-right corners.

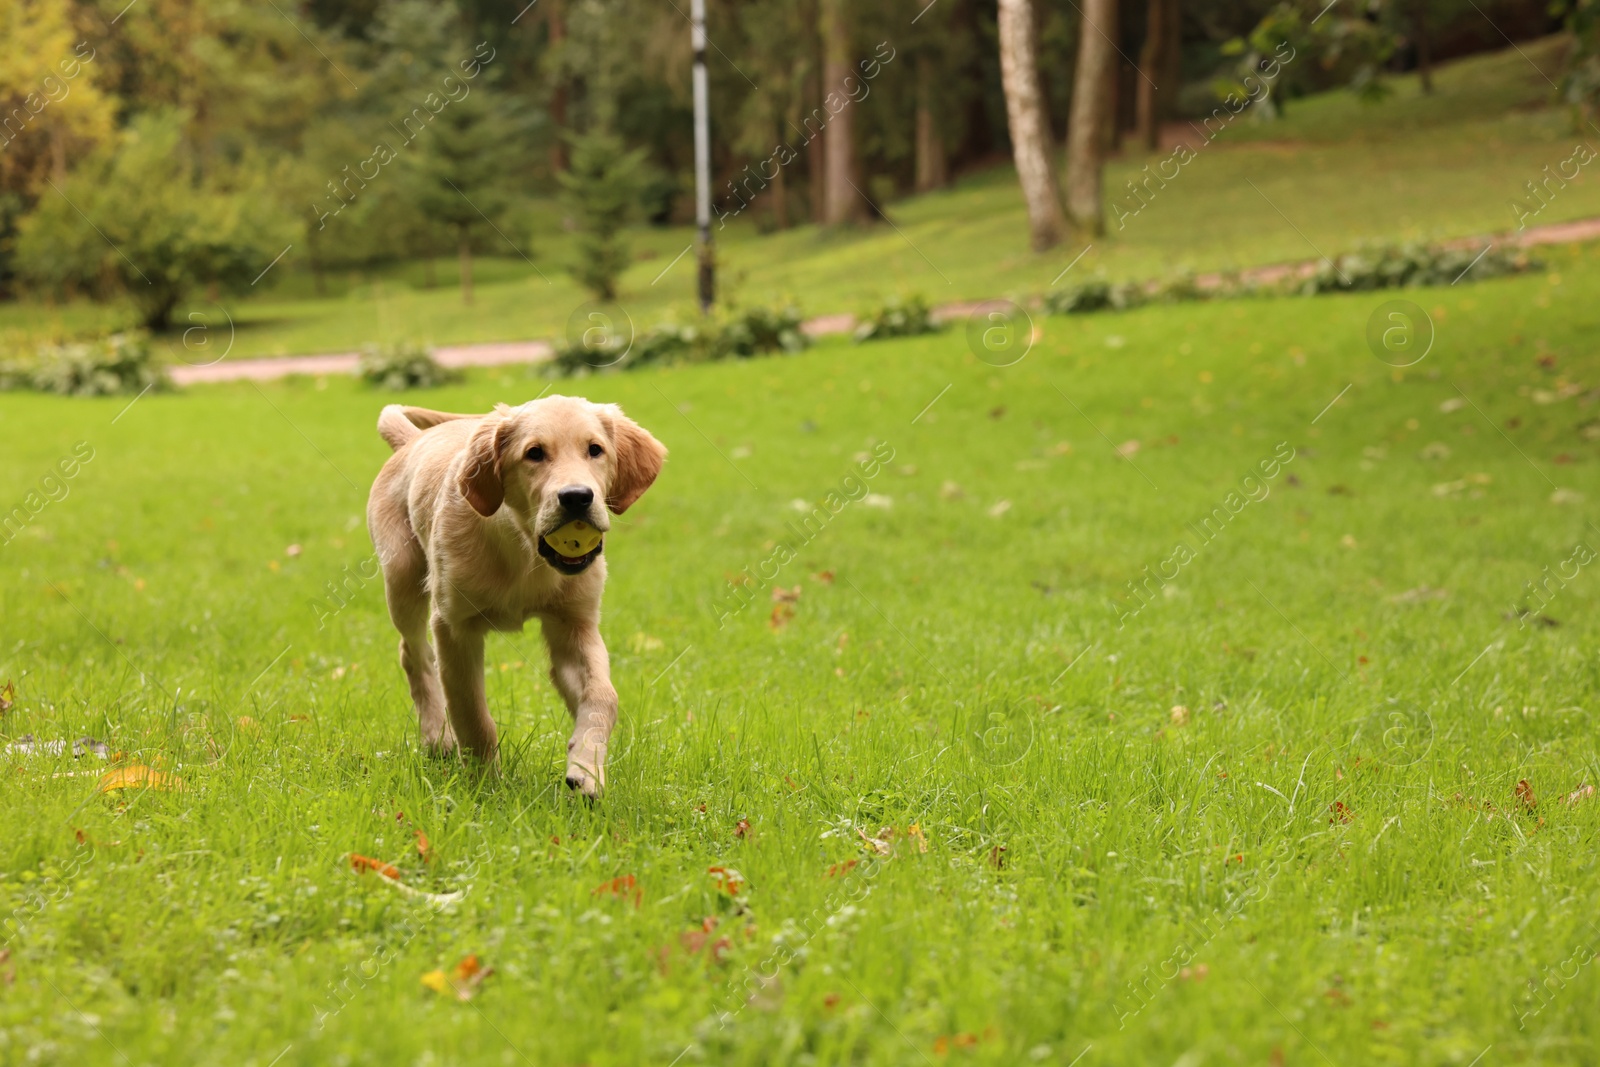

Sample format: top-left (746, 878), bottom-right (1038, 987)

top-left (557, 129), bottom-right (645, 301)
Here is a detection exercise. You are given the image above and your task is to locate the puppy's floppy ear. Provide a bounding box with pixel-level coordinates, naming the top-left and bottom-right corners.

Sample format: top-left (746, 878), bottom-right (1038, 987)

top-left (458, 416), bottom-right (513, 517)
top-left (600, 404), bottom-right (667, 514)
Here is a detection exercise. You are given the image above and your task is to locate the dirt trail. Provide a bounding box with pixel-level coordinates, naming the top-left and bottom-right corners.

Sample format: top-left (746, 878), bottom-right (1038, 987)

top-left (170, 215), bottom-right (1600, 386)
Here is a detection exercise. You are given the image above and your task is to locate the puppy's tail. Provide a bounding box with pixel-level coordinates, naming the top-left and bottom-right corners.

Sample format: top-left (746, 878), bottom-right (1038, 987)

top-left (377, 405), bottom-right (475, 451)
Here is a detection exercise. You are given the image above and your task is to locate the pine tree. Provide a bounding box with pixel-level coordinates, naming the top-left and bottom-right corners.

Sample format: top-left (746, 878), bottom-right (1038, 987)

top-left (557, 129), bottom-right (645, 301)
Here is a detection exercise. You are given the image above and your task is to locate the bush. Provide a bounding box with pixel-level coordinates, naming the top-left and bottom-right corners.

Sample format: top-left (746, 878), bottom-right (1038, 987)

top-left (548, 303), bottom-right (807, 377)
top-left (1043, 274), bottom-right (1147, 316)
top-left (13, 111), bottom-right (292, 331)
top-left (722, 304), bottom-right (809, 357)
top-left (0, 333), bottom-right (171, 397)
top-left (358, 342), bottom-right (462, 391)
top-left (1302, 242), bottom-right (1540, 294)
top-left (853, 294), bottom-right (941, 343)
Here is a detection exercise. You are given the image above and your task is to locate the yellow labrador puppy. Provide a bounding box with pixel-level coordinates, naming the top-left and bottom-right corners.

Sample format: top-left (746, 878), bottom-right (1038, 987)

top-left (367, 396), bottom-right (666, 796)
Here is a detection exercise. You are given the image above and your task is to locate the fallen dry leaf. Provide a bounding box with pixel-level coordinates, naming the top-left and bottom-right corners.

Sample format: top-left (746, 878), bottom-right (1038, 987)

top-left (415, 829), bottom-right (433, 863)
top-left (1329, 801), bottom-right (1354, 824)
top-left (735, 818), bottom-right (750, 839)
top-left (1565, 784), bottom-right (1595, 806)
top-left (0, 680), bottom-right (13, 715)
top-left (826, 858), bottom-right (859, 877)
top-left (768, 603), bottom-right (794, 631)
top-left (771, 585), bottom-right (801, 603)
top-left (907, 823), bottom-right (929, 853)
top-left (857, 828), bottom-right (892, 856)
top-left (593, 874), bottom-right (643, 908)
top-left (707, 865), bottom-right (745, 896)
top-left (989, 844), bottom-right (1007, 870)
top-left (349, 853), bottom-right (400, 879)
top-left (1515, 779), bottom-right (1537, 811)
top-left (97, 764), bottom-right (184, 794)
top-left (1170, 705), bottom-right (1190, 726)
top-left (813, 570), bottom-right (835, 585)
top-left (349, 852), bottom-right (465, 908)
top-left (421, 954), bottom-right (492, 1000)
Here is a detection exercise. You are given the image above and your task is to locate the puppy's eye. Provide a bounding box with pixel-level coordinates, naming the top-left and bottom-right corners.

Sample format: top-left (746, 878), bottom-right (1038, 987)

top-left (526, 446), bottom-right (545, 462)
top-left (588, 443), bottom-right (604, 458)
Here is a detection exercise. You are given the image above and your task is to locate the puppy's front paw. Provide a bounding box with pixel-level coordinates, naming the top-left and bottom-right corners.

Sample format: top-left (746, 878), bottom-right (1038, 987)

top-left (564, 762), bottom-right (603, 799)
top-left (422, 727), bottom-right (459, 758)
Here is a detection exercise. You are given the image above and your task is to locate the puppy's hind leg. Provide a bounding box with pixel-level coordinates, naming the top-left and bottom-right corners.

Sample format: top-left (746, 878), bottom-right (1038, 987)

top-left (372, 524), bottom-right (453, 753)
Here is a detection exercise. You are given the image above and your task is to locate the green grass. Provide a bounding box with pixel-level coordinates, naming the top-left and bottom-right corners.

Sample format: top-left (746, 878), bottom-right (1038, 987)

top-left (1, 231), bottom-right (1598, 1063)
top-left (3, 37), bottom-right (1596, 362)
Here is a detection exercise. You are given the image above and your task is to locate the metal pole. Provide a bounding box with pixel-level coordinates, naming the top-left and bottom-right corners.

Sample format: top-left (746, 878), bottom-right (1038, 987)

top-left (691, 0), bottom-right (714, 312)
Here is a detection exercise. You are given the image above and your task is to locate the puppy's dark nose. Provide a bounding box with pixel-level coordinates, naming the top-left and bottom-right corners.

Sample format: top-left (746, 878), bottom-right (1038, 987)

top-left (558, 485), bottom-right (595, 512)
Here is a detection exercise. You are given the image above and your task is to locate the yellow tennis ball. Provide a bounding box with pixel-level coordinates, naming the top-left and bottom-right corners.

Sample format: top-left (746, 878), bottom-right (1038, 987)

top-left (544, 520), bottom-right (602, 557)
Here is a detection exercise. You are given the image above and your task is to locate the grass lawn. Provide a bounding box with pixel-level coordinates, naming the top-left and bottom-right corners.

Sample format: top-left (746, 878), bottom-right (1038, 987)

top-left (0, 227), bottom-right (1597, 1063)
top-left (3, 38), bottom-right (1596, 362)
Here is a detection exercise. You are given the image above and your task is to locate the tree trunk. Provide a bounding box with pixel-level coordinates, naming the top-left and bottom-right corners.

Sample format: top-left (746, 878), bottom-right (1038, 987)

top-left (548, 0), bottom-right (569, 173)
top-left (997, 0), bottom-right (1066, 250)
top-left (772, 148), bottom-right (790, 229)
top-left (458, 230), bottom-right (474, 306)
top-left (1135, 0), bottom-right (1169, 150)
top-left (1413, 5), bottom-right (1433, 95)
top-left (914, 54), bottom-right (948, 193)
top-left (1065, 0), bottom-right (1118, 236)
top-left (819, 0), bottom-right (860, 225)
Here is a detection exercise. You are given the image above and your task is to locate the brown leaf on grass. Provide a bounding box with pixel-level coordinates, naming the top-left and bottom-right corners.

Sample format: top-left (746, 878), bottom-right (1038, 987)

top-left (1170, 705), bottom-right (1190, 726)
top-left (735, 818), bottom-right (751, 839)
top-left (907, 823), bottom-right (929, 853)
top-left (1565, 784), bottom-right (1595, 806)
top-left (349, 853), bottom-right (401, 879)
top-left (768, 603), bottom-right (795, 630)
top-left (1329, 801), bottom-right (1354, 824)
top-left (813, 570), bottom-right (835, 585)
top-left (1515, 779), bottom-right (1537, 811)
top-left (857, 828), bottom-right (892, 856)
top-left (989, 844), bottom-right (1007, 870)
top-left (0, 680), bottom-right (14, 715)
top-left (933, 1033), bottom-right (981, 1054)
top-left (415, 830), bottom-right (432, 863)
top-left (593, 874), bottom-right (642, 908)
top-left (826, 859), bottom-right (858, 878)
top-left (771, 585), bottom-right (801, 603)
top-left (707, 865), bottom-right (745, 896)
top-left (421, 954), bottom-right (492, 1000)
top-left (678, 918), bottom-right (735, 964)
top-left (97, 765), bottom-right (184, 794)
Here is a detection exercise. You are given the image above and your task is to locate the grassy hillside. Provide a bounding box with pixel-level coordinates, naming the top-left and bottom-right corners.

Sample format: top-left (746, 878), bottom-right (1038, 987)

top-left (0, 232), bottom-right (1596, 1062)
top-left (2, 37), bottom-right (1594, 361)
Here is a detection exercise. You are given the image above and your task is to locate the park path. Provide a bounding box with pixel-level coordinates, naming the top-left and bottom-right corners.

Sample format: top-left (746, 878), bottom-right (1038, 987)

top-left (168, 214), bottom-right (1600, 386)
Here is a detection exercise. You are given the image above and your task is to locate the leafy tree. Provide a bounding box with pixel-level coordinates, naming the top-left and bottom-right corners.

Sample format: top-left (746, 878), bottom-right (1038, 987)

top-left (558, 128), bottom-right (645, 301)
top-left (14, 110), bottom-right (290, 330)
top-left (1557, 0), bottom-right (1600, 122)
top-left (412, 82), bottom-right (517, 306)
